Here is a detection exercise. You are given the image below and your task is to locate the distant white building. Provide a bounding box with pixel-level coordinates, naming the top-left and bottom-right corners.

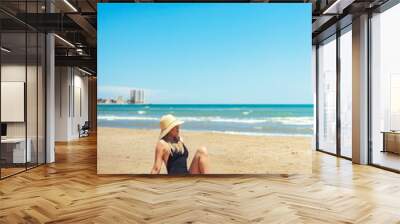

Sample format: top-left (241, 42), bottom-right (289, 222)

top-left (130, 89), bottom-right (145, 104)
top-left (115, 96), bottom-right (126, 104)
top-left (105, 98), bottom-right (113, 104)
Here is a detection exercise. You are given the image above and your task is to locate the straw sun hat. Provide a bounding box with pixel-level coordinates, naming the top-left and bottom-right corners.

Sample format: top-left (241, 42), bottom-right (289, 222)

top-left (159, 114), bottom-right (184, 140)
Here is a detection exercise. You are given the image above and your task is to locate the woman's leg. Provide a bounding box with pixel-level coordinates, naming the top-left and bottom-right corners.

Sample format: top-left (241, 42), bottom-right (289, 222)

top-left (189, 146), bottom-right (209, 174)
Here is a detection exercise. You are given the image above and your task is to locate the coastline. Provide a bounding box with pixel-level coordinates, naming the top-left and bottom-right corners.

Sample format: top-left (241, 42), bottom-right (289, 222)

top-left (97, 104), bottom-right (314, 137)
top-left (98, 127), bottom-right (312, 174)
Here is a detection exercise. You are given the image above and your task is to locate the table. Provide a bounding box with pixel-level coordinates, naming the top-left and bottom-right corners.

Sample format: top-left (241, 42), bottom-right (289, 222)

top-left (1, 138), bottom-right (32, 163)
top-left (381, 131), bottom-right (400, 154)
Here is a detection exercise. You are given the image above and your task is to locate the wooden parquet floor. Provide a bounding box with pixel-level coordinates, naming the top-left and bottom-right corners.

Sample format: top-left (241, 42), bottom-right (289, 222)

top-left (1, 135), bottom-right (400, 223)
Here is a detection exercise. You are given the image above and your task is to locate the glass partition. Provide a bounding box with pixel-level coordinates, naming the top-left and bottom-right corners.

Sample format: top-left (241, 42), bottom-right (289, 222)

top-left (339, 27), bottom-right (352, 158)
top-left (1, 30), bottom-right (28, 177)
top-left (370, 3), bottom-right (400, 171)
top-left (0, 1), bottom-right (46, 179)
top-left (317, 35), bottom-right (337, 154)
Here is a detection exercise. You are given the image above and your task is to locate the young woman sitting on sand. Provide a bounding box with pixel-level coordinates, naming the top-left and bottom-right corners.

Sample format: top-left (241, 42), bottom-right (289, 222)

top-left (150, 114), bottom-right (209, 174)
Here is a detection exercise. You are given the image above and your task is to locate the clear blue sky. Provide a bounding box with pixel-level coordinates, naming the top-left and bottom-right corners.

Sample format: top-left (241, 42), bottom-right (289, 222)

top-left (98, 3), bottom-right (312, 104)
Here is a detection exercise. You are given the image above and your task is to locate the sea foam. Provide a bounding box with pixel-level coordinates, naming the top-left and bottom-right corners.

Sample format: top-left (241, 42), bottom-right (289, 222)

top-left (98, 115), bottom-right (313, 125)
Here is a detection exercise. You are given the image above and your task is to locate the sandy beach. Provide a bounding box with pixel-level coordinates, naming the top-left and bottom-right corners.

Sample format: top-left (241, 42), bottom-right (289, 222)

top-left (97, 127), bottom-right (312, 174)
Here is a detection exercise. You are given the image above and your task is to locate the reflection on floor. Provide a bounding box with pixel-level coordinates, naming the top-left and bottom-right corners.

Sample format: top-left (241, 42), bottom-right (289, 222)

top-left (0, 163), bottom-right (42, 178)
top-left (0, 135), bottom-right (400, 223)
top-left (1, 167), bottom-right (25, 178)
top-left (373, 151), bottom-right (400, 170)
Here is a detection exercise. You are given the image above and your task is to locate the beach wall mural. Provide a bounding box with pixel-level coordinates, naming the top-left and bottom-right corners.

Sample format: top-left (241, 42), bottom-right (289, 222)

top-left (97, 3), bottom-right (312, 174)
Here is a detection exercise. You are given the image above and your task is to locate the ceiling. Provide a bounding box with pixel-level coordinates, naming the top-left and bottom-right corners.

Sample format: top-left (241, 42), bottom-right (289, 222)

top-left (0, 0), bottom-right (97, 74)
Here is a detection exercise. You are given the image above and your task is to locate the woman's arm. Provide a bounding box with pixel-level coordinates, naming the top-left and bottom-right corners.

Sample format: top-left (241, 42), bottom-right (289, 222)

top-left (150, 142), bottom-right (165, 174)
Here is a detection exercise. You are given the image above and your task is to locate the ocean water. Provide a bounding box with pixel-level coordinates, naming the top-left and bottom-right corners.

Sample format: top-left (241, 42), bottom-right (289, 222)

top-left (97, 104), bottom-right (314, 136)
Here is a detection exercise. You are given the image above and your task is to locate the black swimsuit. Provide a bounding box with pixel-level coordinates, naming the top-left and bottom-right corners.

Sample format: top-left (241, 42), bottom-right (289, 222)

top-left (166, 144), bottom-right (189, 174)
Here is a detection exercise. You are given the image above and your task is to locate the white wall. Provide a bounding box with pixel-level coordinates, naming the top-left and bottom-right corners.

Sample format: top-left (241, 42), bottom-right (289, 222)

top-left (72, 73), bottom-right (89, 138)
top-left (55, 66), bottom-right (70, 141)
top-left (1, 65), bottom-right (40, 137)
top-left (55, 67), bottom-right (89, 141)
top-left (1, 65), bottom-right (26, 139)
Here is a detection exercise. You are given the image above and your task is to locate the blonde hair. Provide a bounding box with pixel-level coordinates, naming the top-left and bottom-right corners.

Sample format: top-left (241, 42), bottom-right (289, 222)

top-left (163, 137), bottom-right (185, 154)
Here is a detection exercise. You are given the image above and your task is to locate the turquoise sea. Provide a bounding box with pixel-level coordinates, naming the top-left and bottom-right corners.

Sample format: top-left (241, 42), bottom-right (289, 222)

top-left (97, 104), bottom-right (314, 136)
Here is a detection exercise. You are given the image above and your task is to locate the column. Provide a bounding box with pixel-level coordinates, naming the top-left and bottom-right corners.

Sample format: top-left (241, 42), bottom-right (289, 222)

top-left (352, 14), bottom-right (369, 164)
top-left (46, 32), bottom-right (55, 163)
